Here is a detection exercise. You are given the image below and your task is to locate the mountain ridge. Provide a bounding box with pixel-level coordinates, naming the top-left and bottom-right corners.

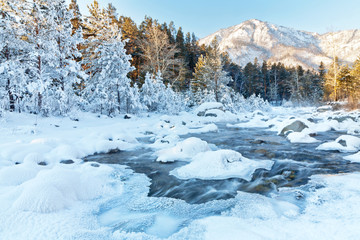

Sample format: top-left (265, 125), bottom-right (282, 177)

top-left (199, 19), bottom-right (360, 69)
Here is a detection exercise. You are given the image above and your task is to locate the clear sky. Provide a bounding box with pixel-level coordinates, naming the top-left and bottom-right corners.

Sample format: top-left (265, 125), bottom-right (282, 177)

top-left (72, 0), bottom-right (360, 38)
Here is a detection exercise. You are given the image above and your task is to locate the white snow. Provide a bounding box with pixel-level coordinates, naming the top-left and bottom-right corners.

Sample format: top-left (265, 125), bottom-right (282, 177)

top-left (316, 135), bottom-right (360, 153)
top-left (170, 149), bottom-right (273, 181)
top-left (156, 137), bottom-right (211, 162)
top-left (286, 131), bottom-right (319, 143)
top-left (344, 151), bottom-right (360, 162)
top-left (1, 106), bottom-right (360, 239)
top-left (194, 102), bottom-right (224, 115)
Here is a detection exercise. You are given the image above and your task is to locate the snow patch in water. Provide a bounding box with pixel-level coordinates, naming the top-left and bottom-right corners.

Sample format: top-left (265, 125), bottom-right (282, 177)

top-left (171, 149), bottom-right (273, 181)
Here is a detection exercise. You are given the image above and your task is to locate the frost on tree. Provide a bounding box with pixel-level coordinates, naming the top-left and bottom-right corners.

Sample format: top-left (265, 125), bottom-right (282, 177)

top-left (141, 72), bottom-right (184, 114)
top-left (1, 0), bottom-right (85, 116)
top-left (84, 30), bottom-right (136, 115)
top-left (0, 0), bottom-right (28, 112)
top-left (191, 37), bottom-right (231, 104)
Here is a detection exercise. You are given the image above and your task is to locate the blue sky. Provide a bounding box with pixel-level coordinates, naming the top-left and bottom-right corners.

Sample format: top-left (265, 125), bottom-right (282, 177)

top-left (73, 0), bottom-right (360, 38)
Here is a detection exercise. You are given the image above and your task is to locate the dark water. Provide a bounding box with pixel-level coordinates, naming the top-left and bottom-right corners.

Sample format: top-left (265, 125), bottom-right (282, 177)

top-left (84, 124), bottom-right (360, 204)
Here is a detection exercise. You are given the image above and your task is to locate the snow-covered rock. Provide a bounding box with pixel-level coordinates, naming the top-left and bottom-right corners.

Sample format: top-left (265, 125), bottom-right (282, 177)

top-left (156, 137), bottom-right (211, 162)
top-left (170, 149), bottom-right (273, 181)
top-left (279, 120), bottom-right (308, 136)
top-left (195, 102), bottom-right (224, 116)
top-left (316, 135), bottom-right (360, 153)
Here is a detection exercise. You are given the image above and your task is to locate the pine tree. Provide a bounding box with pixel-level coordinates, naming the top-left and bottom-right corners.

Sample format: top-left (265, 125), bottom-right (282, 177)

top-left (84, 33), bottom-right (135, 115)
top-left (51, 0), bottom-right (85, 115)
top-left (0, 0), bottom-right (27, 112)
top-left (191, 37), bottom-right (231, 103)
top-left (338, 64), bottom-right (352, 100)
top-left (118, 16), bottom-right (142, 83)
top-left (324, 57), bottom-right (340, 101)
top-left (68, 0), bottom-right (82, 35)
top-left (350, 57), bottom-right (360, 105)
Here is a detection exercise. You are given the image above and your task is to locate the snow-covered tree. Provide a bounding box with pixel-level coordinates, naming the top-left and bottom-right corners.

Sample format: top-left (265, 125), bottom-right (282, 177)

top-left (0, 0), bottom-right (29, 112)
top-left (191, 37), bottom-right (231, 104)
top-left (84, 32), bottom-right (136, 115)
top-left (141, 72), bottom-right (166, 112)
top-left (140, 72), bottom-right (184, 114)
top-left (48, 0), bottom-right (85, 115)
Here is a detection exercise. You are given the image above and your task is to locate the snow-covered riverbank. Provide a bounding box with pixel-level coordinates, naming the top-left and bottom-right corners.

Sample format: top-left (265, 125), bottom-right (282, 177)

top-left (1, 105), bottom-right (360, 240)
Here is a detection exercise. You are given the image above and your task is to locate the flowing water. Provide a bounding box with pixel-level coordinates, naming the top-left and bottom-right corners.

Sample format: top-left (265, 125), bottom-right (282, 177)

top-left (84, 124), bottom-right (360, 204)
top-left (84, 122), bottom-right (360, 237)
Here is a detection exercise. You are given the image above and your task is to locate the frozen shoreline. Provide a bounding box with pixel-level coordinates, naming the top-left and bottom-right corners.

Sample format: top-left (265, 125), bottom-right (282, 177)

top-left (1, 105), bottom-right (360, 239)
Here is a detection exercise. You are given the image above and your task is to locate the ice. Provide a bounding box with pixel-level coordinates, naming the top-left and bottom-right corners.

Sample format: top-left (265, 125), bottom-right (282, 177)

top-left (146, 215), bottom-right (183, 238)
top-left (170, 149), bottom-right (273, 181)
top-left (156, 137), bottom-right (211, 162)
top-left (1, 107), bottom-right (360, 239)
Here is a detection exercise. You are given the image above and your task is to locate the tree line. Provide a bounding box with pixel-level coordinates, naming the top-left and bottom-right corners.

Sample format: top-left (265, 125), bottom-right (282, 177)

top-left (1, 0), bottom-right (358, 117)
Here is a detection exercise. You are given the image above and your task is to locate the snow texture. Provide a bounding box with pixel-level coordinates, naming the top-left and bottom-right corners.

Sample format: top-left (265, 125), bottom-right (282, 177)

top-left (171, 149), bottom-right (273, 181)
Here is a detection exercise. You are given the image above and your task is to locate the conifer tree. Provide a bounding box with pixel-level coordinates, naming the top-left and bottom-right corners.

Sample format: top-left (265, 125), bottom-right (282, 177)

top-left (84, 32), bottom-right (135, 115)
top-left (68, 0), bottom-right (82, 35)
top-left (324, 57), bottom-right (340, 101)
top-left (118, 16), bottom-right (142, 83)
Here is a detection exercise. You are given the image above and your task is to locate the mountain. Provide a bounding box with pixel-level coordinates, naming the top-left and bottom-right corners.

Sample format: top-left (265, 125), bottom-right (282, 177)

top-left (199, 19), bottom-right (360, 69)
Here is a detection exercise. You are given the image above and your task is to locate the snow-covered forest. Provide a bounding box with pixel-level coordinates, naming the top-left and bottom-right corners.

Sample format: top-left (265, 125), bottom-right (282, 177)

top-left (1, 0), bottom-right (360, 240)
top-left (3, 0), bottom-right (358, 118)
top-left (0, 0), bottom-right (272, 118)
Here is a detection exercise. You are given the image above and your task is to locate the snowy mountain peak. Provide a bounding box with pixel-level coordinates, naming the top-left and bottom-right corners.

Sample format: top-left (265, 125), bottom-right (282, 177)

top-left (199, 20), bottom-right (360, 69)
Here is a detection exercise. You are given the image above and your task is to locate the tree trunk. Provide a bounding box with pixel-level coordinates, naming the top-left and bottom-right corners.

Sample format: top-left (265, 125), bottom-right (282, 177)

top-left (117, 85), bottom-right (121, 113)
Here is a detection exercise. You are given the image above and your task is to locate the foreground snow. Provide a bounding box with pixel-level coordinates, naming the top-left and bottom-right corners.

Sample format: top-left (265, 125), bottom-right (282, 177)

top-left (0, 104), bottom-right (360, 239)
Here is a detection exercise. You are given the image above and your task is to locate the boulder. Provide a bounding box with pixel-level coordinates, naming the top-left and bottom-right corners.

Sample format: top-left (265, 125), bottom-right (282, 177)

top-left (317, 105), bottom-right (333, 112)
top-left (279, 120), bottom-right (308, 136)
top-left (60, 160), bottom-right (74, 164)
top-left (195, 102), bottom-right (224, 116)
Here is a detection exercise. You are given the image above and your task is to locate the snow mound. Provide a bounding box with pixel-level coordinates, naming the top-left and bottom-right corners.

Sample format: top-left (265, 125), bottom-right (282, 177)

top-left (316, 135), bottom-right (360, 153)
top-left (170, 149), bottom-right (273, 181)
top-left (194, 102), bottom-right (224, 116)
top-left (189, 123), bottom-right (218, 134)
top-left (0, 161), bottom-right (42, 186)
top-left (344, 151), bottom-right (360, 162)
top-left (156, 137), bottom-right (211, 162)
top-left (12, 163), bottom-right (118, 213)
top-left (286, 131), bottom-right (319, 143)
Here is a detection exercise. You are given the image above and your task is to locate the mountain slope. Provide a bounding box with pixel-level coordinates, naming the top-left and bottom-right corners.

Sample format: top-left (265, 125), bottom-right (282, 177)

top-left (199, 19), bottom-right (360, 69)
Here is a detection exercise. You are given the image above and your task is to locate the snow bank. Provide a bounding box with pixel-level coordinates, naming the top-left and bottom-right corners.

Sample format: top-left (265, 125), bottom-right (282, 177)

top-left (11, 163), bottom-right (117, 213)
top-left (156, 137), bottom-right (211, 162)
top-left (316, 135), bottom-right (360, 152)
top-left (172, 173), bottom-right (360, 240)
top-left (171, 150), bottom-right (273, 181)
